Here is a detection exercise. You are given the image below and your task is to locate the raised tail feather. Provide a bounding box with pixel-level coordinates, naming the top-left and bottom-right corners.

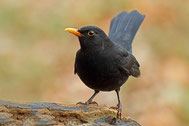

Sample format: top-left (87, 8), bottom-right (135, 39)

top-left (108, 10), bottom-right (145, 53)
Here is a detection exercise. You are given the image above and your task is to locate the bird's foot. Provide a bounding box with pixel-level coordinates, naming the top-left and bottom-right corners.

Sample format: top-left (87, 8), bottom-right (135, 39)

top-left (110, 104), bottom-right (122, 119)
top-left (76, 101), bottom-right (98, 106)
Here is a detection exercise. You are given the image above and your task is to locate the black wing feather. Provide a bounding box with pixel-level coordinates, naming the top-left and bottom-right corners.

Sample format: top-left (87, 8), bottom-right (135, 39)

top-left (118, 51), bottom-right (140, 77)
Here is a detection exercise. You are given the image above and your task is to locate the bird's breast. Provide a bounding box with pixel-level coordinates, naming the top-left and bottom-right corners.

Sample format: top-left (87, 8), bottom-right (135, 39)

top-left (75, 50), bottom-right (128, 91)
top-left (77, 51), bottom-right (116, 76)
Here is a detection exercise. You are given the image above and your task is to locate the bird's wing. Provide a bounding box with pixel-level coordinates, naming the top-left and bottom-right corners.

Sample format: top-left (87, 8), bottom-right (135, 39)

top-left (74, 50), bottom-right (80, 74)
top-left (117, 51), bottom-right (140, 77)
top-left (108, 10), bottom-right (145, 53)
top-left (74, 60), bottom-right (77, 74)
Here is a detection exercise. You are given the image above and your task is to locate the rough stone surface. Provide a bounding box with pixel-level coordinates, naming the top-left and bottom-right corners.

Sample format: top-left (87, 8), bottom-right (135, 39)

top-left (0, 101), bottom-right (141, 126)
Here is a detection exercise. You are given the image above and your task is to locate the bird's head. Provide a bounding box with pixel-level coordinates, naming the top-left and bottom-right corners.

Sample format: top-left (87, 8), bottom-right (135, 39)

top-left (65, 26), bottom-right (111, 51)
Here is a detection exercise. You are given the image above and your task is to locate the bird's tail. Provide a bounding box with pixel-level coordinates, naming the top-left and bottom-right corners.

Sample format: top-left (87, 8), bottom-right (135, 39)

top-left (108, 10), bottom-right (145, 53)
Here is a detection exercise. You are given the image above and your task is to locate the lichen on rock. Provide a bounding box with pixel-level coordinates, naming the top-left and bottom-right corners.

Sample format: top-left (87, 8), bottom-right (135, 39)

top-left (0, 101), bottom-right (141, 126)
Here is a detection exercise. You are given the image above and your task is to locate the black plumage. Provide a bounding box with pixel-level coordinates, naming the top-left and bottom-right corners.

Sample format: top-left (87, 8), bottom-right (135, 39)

top-left (65, 10), bottom-right (145, 119)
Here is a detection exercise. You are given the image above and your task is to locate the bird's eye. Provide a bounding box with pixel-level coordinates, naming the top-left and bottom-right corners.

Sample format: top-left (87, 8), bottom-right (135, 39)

top-left (88, 31), bottom-right (95, 37)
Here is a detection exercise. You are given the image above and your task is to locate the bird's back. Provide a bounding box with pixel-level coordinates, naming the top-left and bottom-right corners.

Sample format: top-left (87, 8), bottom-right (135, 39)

top-left (108, 10), bottom-right (145, 53)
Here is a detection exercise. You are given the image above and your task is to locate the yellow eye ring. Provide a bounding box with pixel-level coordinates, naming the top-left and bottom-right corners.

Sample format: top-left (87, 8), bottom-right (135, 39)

top-left (88, 31), bottom-right (95, 36)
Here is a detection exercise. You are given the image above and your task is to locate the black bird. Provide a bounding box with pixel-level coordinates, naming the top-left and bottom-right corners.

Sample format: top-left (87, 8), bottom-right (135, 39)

top-left (65, 10), bottom-right (145, 118)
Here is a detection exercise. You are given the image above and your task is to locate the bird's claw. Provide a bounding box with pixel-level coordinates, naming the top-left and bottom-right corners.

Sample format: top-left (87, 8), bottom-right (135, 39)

top-left (76, 101), bottom-right (98, 106)
top-left (117, 110), bottom-right (122, 120)
top-left (87, 101), bottom-right (98, 106)
top-left (110, 106), bottom-right (119, 110)
top-left (110, 104), bottom-right (122, 119)
top-left (76, 102), bottom-right (86, 105)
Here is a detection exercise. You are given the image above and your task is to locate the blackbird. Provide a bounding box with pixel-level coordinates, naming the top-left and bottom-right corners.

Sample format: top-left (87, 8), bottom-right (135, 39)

top-left (65, 10), bottom-right (145, 119)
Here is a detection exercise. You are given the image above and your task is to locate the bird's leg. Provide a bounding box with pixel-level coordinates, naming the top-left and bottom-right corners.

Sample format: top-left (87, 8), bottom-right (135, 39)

top-left (110, 89), bottom-right (122, 119)
top-left (77, 90), bottom-right (99, 106)
top-left (116, 89), bottom-right (122, 119)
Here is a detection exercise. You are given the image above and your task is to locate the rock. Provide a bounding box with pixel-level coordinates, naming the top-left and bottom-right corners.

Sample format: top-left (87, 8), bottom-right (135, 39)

top-left (0, 101), bottom-right (141, 126)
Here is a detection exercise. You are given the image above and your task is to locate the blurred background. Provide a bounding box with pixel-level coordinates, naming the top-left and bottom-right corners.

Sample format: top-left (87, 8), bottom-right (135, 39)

top-left (0, 0), bottom-right (189, 125)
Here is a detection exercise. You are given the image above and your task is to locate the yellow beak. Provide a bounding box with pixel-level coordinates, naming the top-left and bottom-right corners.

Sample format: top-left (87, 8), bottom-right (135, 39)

top-left (65, 28), bottom-right (83, 37)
